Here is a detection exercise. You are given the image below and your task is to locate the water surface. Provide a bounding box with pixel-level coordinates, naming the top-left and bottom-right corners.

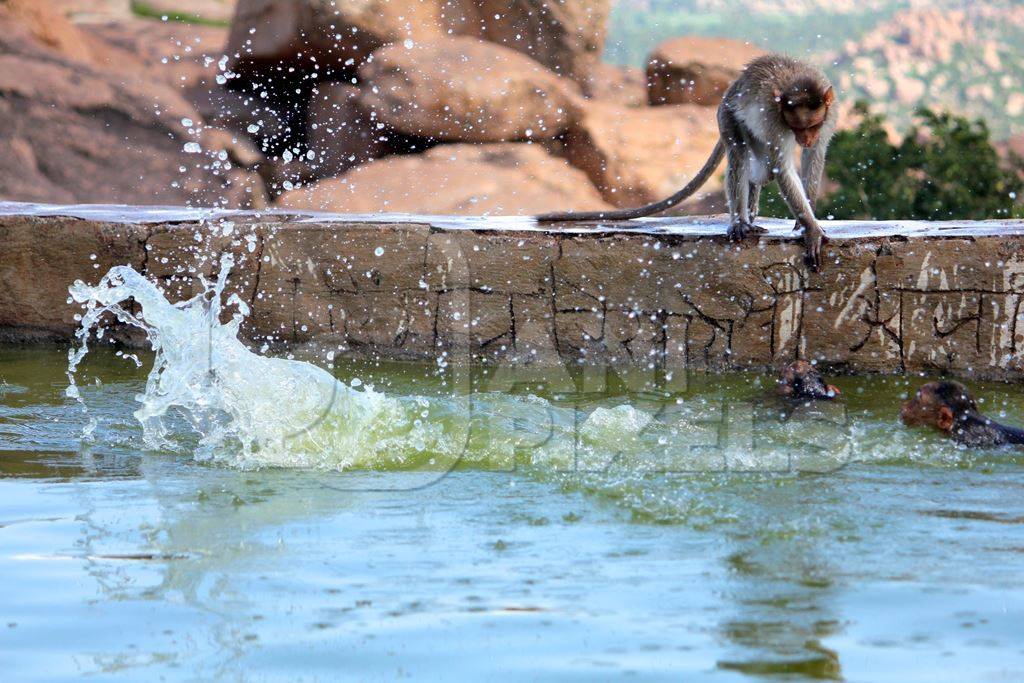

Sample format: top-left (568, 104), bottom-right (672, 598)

top-left (2, 347), bottom-right (1024, 681)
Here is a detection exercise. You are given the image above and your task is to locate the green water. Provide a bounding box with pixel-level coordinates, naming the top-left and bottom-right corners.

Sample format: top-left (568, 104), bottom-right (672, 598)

top-left (3, 347), bottom-right (1024, 681)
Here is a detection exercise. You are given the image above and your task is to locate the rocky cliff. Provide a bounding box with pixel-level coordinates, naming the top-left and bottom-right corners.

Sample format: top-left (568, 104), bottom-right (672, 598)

top-left (0, 0), bottom-right (730, 216)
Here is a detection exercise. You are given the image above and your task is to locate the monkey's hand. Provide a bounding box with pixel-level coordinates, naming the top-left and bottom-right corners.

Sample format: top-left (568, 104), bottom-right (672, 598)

top-left (727, 220), bottom-right (768, 241)
top-left (794, 220), bottom-right (827, 271)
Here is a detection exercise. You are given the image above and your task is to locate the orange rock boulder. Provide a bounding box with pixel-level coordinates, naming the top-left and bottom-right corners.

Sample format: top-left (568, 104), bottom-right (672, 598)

top-left (276, 143), bottom-right (612, 216)
top-left (588, 63), bottom-right (647, 108)
top-left (556, 102), bottom-right (722, 209)
top-left (226, 0), bottom-right (608, 88)
top-left (357, 37), bottom-right (582, 143)
top-left (646, 36), bottom-right (764, 107)
top-left (0, 1), bottom-right (264, 208)
top-left (454, 0), bottom-right (609, 90)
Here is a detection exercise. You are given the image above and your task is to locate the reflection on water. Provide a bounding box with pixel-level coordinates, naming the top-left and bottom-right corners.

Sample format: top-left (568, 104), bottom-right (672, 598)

top-left (716, 482), bottom-right (845, 681)
top-left (3, 347), bottom-right (1024, 681)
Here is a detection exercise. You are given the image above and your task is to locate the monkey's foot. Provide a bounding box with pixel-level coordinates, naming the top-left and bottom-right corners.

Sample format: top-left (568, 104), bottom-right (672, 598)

top-left (727, 220), bottom-right (768, 241)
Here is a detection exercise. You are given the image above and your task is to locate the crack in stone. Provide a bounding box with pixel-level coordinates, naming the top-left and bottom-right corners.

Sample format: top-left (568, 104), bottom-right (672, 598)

top-left (9, 213), bottom-right (1024, 380)
top-left (849, 252), bottom-right (903, 368)
top-left (247, 234), bottom-right (266, 311)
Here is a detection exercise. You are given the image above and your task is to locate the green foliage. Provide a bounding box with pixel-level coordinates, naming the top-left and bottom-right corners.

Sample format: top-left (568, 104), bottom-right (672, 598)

top-left (129, 1), bottom-right (230, 28)
top-left (606, 1), bottom-right (1024, 138)
top-left (759, 103), bottom-right (1023, 221)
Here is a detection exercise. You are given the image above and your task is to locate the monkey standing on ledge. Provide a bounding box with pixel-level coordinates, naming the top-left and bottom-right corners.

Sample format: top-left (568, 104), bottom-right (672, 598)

top-left (537, 54), bottom-right (838, 271)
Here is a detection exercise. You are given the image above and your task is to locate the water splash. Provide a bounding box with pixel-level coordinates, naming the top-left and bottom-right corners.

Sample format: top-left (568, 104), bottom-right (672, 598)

top-left (63, 255), bottom-right (961, 505)
top-left (64, 254), bottom-right (675, 477)
top-left (65, 254), bottom-right (458, 469)
top-left (56, 256), bottom-right (986, 528)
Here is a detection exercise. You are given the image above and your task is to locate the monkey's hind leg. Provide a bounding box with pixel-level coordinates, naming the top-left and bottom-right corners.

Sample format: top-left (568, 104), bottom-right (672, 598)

top-left (724, 144), bottom-right (765, 240)
top-left (722, 119), bottom-right (766, 241)
top-left (725, 177), bottom-right (767, 241)
top-left (746, 182), bottom-right (766, 232)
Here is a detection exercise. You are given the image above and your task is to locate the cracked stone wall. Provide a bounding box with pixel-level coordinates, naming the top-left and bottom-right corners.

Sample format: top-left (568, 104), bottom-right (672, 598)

top-left (3, 206), bottom-right (1024, 381)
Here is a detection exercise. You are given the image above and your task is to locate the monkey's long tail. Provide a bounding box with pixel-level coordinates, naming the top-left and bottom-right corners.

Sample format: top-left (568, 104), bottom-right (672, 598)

top-left (536, 139), bottom-right (726, 223)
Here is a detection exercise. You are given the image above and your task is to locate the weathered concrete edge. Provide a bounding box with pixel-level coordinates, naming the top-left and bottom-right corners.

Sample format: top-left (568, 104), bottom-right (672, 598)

top-left (4, 200), bottom-right (1024, 238)
top-left (3, 202), bottom-right (1024, 382)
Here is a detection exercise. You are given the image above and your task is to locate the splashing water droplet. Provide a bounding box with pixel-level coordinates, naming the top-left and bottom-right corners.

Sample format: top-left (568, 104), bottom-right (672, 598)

top-left (64, 255), bottom-right (448, 469)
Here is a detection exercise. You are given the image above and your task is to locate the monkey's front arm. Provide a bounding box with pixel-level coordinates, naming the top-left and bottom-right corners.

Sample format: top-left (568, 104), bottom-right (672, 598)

top-left (774, 151), bottom-right (827, 271)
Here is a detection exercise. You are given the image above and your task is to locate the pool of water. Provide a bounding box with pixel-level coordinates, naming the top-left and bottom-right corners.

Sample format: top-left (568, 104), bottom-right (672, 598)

top-left (3, 344), bottom-right (1024, 682)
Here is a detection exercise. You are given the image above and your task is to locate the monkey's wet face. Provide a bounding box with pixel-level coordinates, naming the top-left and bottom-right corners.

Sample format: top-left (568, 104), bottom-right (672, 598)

top-left (900, 381), bottom-right (976, 433)
top-left (779, 82), bottom-right (834, 148)
top-left (778, 360), bottom-right (840, 401)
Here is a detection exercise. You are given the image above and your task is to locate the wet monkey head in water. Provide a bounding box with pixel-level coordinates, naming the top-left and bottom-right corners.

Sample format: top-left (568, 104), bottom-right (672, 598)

top-left (537, 54), bottom-right (838, 270)
top-left (778, 360), bottom-right (840, 401)
top-left (901, 381), bottom-right (1024, 448)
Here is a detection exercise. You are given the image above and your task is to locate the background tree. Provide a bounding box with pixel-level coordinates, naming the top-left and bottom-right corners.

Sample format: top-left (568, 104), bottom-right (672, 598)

top-left (760, 103), bottom-right (1024, 221)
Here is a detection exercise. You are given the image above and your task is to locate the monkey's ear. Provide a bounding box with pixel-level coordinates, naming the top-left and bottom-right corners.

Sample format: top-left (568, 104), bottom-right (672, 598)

top-left (823, 86), bottom-right (835, 107)
top-left (937, 405), bottom-right (955, 432)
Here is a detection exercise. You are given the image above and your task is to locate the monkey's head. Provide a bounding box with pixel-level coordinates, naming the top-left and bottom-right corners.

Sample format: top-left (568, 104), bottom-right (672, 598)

top-left (778, 360), bottom-right (840, 401)
top-left (777, 77), bottom-right (834, 148)
top-left (900, 381), bottom-right (978, 434)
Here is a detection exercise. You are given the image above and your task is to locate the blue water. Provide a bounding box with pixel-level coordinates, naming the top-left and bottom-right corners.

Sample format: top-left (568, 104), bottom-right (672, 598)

top-left (2, 347), bottom-right (1024, 681)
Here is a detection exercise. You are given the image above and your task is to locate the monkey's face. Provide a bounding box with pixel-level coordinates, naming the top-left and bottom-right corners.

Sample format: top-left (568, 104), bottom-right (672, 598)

top-left (900, 383), bottom-right (955, 432)
top-left (779, 84), bottom-right (834, 148)
top-left (792, 122), bottom-right (823, 148)
top-left (783, 108), bottom-right (827, 148)
top-left (778, 360), bottom-right (840, 400)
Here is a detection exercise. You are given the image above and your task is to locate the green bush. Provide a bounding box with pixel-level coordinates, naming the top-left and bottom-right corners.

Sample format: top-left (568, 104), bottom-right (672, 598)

top-left (129, 1), bottom-right (230, 27)
top-left (759, 103), bottom-right (1023, 221)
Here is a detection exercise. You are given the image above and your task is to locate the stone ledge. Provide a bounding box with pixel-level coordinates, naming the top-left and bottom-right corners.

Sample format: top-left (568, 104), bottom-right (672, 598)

top-left (3, 201), bottom-right (1024, 380)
